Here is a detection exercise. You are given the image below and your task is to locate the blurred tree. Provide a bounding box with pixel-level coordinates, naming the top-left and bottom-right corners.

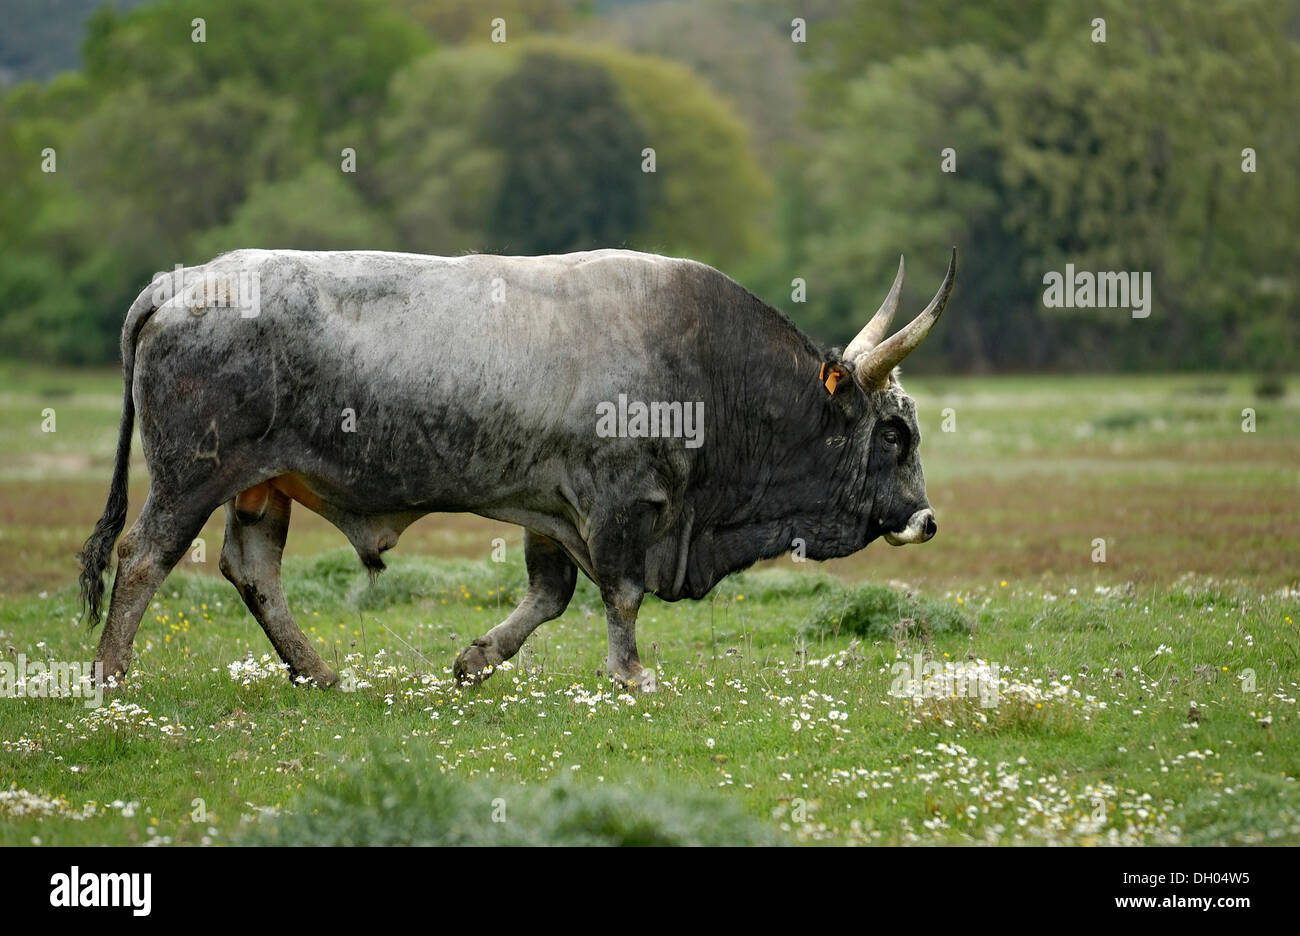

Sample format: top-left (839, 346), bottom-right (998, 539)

top-left (72, 81), bottom-right (305, 263)
top-left (480, 52), bottom-right (648, 254)
top-left (81, 0), bottom-right (429, 138)
top-left (534, 39), bottom-right (772, 269)
top-left (0, 0), bottom-right (431, 362)
top-left (0, 251), bottom-right (90, 362)
top-left (374, 39), bottom-right (772, 268)
top-left (813, 0), bottom-right (1051, 90)
top-left (1, 0), bottom-right (1293, 372)
top-left (0, 72), bottom-right (145, 360)
top-left (372, 47), bottom-right (511, 254)
top-left (995, 0), bottom-right (1300, 370)
top-left (594, 1), bottom-right (803, 165)
top-left (394, 0), bottom-right (581, 43)
top-left (791, 0), bottom-right (1298, 371)
top-left (193, 164), bottom-right (399, 255)
top-left (0, 72), bottom-right (95, 259)
top-left (795, 45), bottom-right (1031, 368)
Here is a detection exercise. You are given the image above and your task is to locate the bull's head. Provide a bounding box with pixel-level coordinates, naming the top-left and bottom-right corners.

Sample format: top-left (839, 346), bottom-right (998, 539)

top-left (838, 249), bottom-right (956, 547)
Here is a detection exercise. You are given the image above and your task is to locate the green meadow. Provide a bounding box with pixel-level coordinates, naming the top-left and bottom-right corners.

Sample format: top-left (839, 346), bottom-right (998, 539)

top-left (1, 366), bottom-right (1297, 845)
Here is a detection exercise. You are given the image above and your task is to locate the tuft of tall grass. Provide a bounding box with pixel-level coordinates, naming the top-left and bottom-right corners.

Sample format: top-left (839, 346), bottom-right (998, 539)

top-left (801, 583), bottom-right (972, 640)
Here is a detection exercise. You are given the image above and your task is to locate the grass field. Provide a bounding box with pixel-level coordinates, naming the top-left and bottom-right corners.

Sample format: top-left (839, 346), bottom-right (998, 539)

top-left (1, 365), bottom-right (1297, 845)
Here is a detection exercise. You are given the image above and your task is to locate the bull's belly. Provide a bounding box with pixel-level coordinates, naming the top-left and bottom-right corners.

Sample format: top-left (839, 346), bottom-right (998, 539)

top-left (232, 467), bottom-right (584, 574)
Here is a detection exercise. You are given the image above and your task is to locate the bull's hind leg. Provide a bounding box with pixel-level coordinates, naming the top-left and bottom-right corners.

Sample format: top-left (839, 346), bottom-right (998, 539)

top-left (95, 495), bottom-right (212, 684)
top-left (454, 530), bottom-right (577, 685)
top-left (220, 486), bottom-right (338, 687)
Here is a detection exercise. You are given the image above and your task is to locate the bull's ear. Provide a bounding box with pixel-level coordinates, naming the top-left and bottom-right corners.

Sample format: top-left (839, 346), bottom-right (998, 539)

top-left (818, 361), bottom-right (852, 396)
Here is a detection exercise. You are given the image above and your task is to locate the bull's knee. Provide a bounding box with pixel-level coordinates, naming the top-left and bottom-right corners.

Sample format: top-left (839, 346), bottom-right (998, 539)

top-left (113, 546), bottom-right (164, 592)
top-left (602, 581), bottom-right (643, 616)
top-left (218, 535), bottom-right (266, 595)
top-left (116, 527), bottom-right (142, 562)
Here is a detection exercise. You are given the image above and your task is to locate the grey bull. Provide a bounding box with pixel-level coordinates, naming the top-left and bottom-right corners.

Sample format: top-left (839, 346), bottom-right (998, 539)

top-left (79, 247), bottom-right (955, 691)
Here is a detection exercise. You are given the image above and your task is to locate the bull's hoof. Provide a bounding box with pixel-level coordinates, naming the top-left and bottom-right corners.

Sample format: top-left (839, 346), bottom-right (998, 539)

top-left (611, 666), bottom-right (658, 694)
top-left (93, 660), bottom-right (127, 694)
top-left (453, 639), bottom-right (501, 687)
top-left (292, 664), bottom-right (339, 688)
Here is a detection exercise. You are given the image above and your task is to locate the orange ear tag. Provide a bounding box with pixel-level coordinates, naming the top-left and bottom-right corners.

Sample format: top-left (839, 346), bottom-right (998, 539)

top-left (819, 363), bottom-right (849, 395)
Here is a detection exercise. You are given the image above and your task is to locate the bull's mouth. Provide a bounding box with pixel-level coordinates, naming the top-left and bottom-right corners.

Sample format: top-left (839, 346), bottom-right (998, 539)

top-left (884, 508), bottom-right (937, 546)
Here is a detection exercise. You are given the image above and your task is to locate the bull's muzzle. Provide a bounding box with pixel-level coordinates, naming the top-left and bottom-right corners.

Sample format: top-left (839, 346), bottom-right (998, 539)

top-left (884, 508), bottom-right (937, 546)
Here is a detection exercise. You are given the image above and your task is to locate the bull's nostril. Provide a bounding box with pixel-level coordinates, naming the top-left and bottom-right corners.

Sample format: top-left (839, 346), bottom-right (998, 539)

top-left (924, 515), bottom-right (937, 537)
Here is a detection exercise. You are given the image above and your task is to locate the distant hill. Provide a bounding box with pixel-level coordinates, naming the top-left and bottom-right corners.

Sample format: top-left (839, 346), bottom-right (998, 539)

top-left (0, 0), bottom-right (152, 84)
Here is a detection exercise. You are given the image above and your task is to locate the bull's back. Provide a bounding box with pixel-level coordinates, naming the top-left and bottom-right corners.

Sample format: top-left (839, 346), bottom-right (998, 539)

top-left (224, 247), bottom-right (693, 388)
top-left (134, 249), bottom-right (718, 510)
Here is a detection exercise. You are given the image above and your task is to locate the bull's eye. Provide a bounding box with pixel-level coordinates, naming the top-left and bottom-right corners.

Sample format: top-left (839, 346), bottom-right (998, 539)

top-left (882, 428), bottom-right (900, 446)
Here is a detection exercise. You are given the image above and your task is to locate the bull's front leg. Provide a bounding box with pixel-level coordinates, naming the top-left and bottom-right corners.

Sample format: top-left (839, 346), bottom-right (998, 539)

top-left (453, 530), bottom-right (577, 686)
top-left (600, 580), bottom-right (656, 692)
top-left (588, 502), bottom-right (659, 693)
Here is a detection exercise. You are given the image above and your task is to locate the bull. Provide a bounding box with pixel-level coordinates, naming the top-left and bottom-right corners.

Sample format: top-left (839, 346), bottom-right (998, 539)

top-left (78, 247), bottom-right (955, 691)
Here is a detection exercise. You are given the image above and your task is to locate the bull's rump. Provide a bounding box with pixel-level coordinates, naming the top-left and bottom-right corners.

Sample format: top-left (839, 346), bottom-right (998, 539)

top-left (133, 249), bottom-right (713, 515)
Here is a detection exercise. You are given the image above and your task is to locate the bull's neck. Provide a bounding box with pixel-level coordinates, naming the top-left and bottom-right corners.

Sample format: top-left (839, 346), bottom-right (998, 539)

top-left (693, 340), bottom-right (867, 568)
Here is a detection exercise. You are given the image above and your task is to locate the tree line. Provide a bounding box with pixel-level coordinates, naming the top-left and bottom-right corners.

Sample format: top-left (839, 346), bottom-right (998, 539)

top-left (0, 0), bottom-right (1295, 373)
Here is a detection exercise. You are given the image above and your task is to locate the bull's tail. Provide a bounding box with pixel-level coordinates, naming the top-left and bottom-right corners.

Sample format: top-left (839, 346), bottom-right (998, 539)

top-left (78, 288), bottom-right (161, 626)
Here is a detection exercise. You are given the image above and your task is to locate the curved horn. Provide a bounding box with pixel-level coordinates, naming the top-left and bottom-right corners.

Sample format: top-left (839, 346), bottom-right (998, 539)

top-left (855, 248), bottom-right (957, 389)
top-left (843, 255), bottom-right (904, 363)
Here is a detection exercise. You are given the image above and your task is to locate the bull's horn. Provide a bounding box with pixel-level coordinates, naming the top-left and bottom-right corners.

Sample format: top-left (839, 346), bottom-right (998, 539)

top-left (843, 255), bottom-right (904, 363)
top-left (854, 248), bottom-right (956, 389)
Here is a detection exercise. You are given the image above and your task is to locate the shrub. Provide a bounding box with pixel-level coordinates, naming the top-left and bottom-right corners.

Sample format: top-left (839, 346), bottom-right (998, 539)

top-left (239, 749), bottom-right (777, 846)
top-left (802, 583), bottom-right (971, 640)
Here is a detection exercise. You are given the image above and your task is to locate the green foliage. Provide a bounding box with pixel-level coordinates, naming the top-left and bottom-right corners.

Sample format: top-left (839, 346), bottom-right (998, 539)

top-left (192, 164), bottom-right (399, 255)
top-left (992, 0), bottom-right (1300, 371)
top-left (0, 251), bottom-right (89, 362)
top-left (480, 52), bottom-right (649, 254)
top-left (239, 748), bottom-right (776, 845)
top-left (372, 47), bottom-right (511, 254)
top-left (795, 0), bottom-right (1299, 370)
top-left (0, 5), bottom-right (775, 362)
top-left (394, 0), bottom-right (578, 44)
top-left (74, 81), bottom-right (305, 256)
top-left (541, 38), bottom-right (772, 269)
top-left (816, 0), bottom-right (1052, 83)
top-left (598, 1), bottom-right (802, 164)
top-left (0, 0), bottom-right (1295, 370)
top-left (371, 38), bottom-right (772, 267)
top-left (0, 0), bottom-right (432, 363)
top-left (81, 0), bottom-right (429, 137)
top-left (797, 44), bottom-right (1022, 366)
